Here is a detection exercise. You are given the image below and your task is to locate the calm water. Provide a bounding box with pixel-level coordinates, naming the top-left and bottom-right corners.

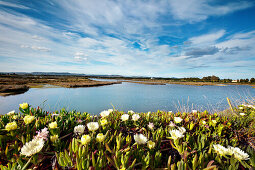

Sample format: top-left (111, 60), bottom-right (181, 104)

top-left (0, 82), bottom-right (254, 115)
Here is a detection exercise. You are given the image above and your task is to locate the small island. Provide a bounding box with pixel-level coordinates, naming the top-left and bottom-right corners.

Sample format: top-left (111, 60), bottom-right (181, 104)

top-left (0, 74), bottom-right (122, 96)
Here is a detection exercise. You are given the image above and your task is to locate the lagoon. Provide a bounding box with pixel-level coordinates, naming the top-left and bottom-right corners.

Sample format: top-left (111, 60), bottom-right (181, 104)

top-left (0, 81), bottom-right (254, 114)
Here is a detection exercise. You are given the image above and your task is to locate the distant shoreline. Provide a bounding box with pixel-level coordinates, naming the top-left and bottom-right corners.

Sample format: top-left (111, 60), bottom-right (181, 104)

top-left (1, 74), bottom-right (254, 96)
top-left (113, 78), bottom-right (255, 87)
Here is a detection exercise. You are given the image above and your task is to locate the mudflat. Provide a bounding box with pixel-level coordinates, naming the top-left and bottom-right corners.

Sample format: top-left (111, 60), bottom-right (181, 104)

top-left (0, 74), bottom-right (121, 96)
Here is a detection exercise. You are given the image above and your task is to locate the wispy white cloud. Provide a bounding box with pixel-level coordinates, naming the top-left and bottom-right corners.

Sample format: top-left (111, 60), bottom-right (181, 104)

top-left (168, 0), bottom-right (253, 22)
top-left (21, 45), bottom-right (51, 52)
top-left (188, 30), bottom-right (225, 45)
top-left (74, 52), bottom-right (88, 62)
top-left (0, 1), bottom-right (30, 9)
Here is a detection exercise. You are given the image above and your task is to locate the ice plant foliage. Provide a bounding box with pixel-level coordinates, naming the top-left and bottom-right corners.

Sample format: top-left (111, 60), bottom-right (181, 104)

top-left (20, 138), bottom-right (44, 157)
top-left (1, 103), bottom-right (254, 169)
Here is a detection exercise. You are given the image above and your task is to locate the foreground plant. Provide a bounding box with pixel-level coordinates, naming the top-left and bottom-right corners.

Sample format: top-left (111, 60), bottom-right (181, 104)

top-left (0, 103), bottom-right (255, 169)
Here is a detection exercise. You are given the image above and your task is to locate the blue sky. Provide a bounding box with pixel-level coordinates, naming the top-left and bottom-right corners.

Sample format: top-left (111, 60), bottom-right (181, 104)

top-left (0, 0), bottom-right (255, 79)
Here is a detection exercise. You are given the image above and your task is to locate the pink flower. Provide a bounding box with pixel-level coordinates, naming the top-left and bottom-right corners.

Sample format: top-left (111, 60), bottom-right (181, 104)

top-left (77, 119), bottom-right (83, 123)
top-left (34, 127), bottom-right (49, 141)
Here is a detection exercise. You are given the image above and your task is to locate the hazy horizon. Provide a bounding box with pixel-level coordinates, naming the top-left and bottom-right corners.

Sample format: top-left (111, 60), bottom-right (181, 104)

top-left (0, 0), bottom-right (255, 79)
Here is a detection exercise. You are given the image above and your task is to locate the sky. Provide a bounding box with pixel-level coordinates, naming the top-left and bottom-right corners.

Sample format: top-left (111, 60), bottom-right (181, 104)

top-left (0, 0), bottom-right (255, 79)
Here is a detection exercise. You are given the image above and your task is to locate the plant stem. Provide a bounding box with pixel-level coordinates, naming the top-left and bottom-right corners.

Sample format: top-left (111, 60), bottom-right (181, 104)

top-left (22, 156), bottom-right (32, 170)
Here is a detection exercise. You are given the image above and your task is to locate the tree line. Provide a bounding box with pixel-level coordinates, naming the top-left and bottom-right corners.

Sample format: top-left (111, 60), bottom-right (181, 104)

top-left (181, 76), bottom-right (255, 83)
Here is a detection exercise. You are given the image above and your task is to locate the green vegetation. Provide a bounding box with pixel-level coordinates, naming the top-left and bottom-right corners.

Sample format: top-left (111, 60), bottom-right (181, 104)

top-left (0, 103), bottom-right (255, 169)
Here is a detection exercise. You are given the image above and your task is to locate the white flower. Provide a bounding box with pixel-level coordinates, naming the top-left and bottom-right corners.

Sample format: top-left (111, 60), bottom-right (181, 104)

top-left (50, 135), bottom-right (58, 143)
top-left (169, 121), bottom-right (176, 128)
top-left (212, 120), bottom-right (217, 124)
top-left (239, 107), bottom-right (243, 110)
top-left (121, 114), bottom-right (129, 121)
top-left (7, 110), bottom-right (15, 116)
top-left (128, 110), bottom-right (135, 114)
top-left (96, 133), bottom-right (106, 142)
top-left (192, 110), bottom-right (197, 113)
top-left (247, 105), bottom-right (253, 108)
top-left (20, 138), bottom-right (44, 157)
top-left (178, 127), bottom-right (186, 134)
top-left (74, 125), bottom-right (85, 135)
top-left (24, 115), bottom-right (35, 125)
top-left (5, 121), bottom-right (17, 131)
top-left (240, 113), bottom-right (246, 116)
top-left (100, 119), bottom-right (108, 126)
top-left (147, 140), bottom-right (155, 149)
top-left (100, 110), bottom-right (110, 118)
top-left (87, 122), bottom-right (99, 131)
top-left (227, 146), bottom-right (249, 160)
top-left (51, 113), bottom-right (59, 117)
top-left (148, 122), bottom-right (154, 130)
top-left (169, 129), bottom-right (184, 140)
top-left (34, 128), bottom-right (49, 141)
top-left (49, 121), bottom-right (57, 129)
top-left (81, 135), bottom-right (91, 145)
top-left (132, 114), bottom-right (140, 121)
top-left (134, 134), bottom-right (148, 144)
top-left (202, 120), bottom-right (207, 125)
top-left (13, 115), bottom-right (18, 120)
top-left (213, 144), bottom-right (228, 156)
top-left (108, 109), bottom-right (114, 113)
top-left (20, 103), bottom-right (28, 110)
top-left (174, 117), bottom-right (183, 124)
top-left (147, 111), bottom-right (151, 115)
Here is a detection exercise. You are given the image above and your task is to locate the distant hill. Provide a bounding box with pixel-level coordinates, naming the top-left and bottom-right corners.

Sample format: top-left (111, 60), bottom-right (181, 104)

top-left (0, 72), bottom-right (178, 79)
